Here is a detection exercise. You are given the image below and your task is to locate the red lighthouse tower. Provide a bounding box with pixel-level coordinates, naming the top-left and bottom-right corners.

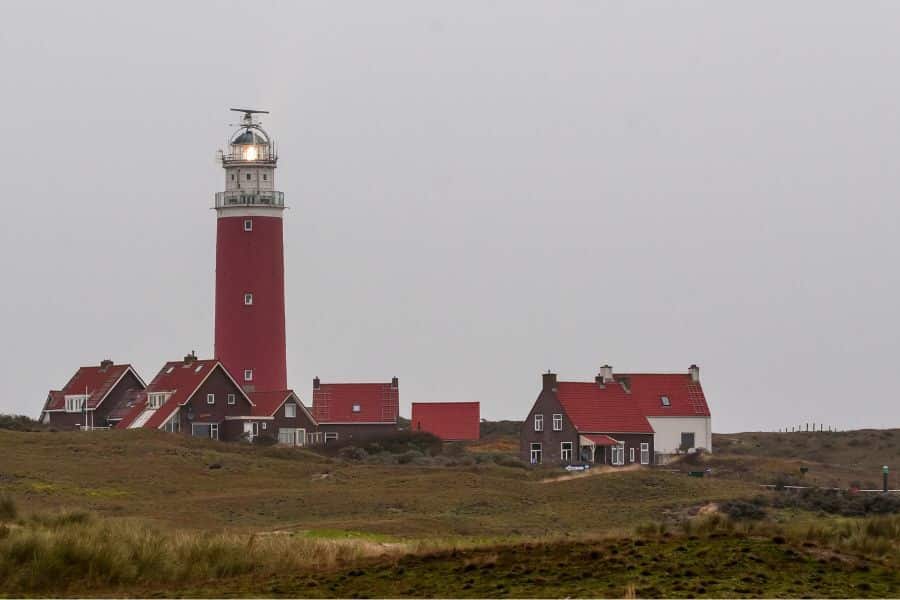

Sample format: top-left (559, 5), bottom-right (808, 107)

top-left (214, 109), bottom-right (287, 392)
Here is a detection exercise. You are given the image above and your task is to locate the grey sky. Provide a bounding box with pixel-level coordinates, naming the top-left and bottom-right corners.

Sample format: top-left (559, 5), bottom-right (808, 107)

top-left (2, 1), bottom-right (899, 432)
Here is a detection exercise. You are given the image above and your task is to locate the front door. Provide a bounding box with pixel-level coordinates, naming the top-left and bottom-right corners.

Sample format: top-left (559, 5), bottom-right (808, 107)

top-left (243, 422), bottom-right (254, 442)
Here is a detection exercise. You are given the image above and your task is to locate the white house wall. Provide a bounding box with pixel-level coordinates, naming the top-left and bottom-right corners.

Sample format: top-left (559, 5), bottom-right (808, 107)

top-left (646, 416), bottom-right (712, 454)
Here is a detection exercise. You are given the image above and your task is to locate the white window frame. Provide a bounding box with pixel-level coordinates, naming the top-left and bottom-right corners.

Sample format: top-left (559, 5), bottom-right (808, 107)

top-left (629, 446), bottom-right (635, 463)
top-left (206, 393), bottom-right (215, 405)
top-left (243, 219), bottom-right (253, 231)
top-left (530, 442), bottom-right (542, 464)
top-left (534, 414), bottom-right (544, 432)
top-left (640, 442), bottom-right (650, 465)
top-left (64, 394), bottom-right (89, 413)
top-left (148, 392), bottom-right (170, 410)
top-left (611, 443), bottom-right (625, 466)
top-left (285, 403), bottom-right (296, 418)
top-left (227, 393), bottom-right (236, 405)
top-left (552, 414), bottom-right (562, 431)
top-left (244, 293), bottom-right (253, 306)
top-left (324, 432), bottom-right (339, 444)
top-left (191, 423), bottom-right (219, 440)
top-left (560, 441), bottom-right (573, 462)
top-left (244, 369), bottom-right (253, 382)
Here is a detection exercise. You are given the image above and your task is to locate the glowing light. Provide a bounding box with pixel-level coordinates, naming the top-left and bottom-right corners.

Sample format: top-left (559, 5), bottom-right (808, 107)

top-left (244, 145), bottom-right (259, 161)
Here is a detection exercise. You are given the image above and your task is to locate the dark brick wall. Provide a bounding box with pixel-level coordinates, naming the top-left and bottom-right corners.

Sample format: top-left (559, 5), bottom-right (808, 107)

top-left (168, 367), bottom-right (254, 441)
top-left (317, 423), bottom-right (398, 444)
top-left (519, 388), bottom-right (579, 465)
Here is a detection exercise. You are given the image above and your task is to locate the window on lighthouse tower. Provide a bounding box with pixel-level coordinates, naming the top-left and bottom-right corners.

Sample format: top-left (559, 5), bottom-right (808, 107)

top-left (244, 293), bottom-right (253, 305)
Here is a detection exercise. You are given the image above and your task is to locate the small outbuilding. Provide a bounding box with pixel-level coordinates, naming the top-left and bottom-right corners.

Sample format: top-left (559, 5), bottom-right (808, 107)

top-left (411, 402), bottom-right (480, 441)
top-left (311, 377), bottom-right (400, 444)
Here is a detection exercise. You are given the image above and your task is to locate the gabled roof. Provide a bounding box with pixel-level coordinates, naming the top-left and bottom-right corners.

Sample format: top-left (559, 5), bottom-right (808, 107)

top-left (555, 381), bottom-right (654, 434)
top-left (616, 373), bottom-right (710, 417)
top-left (411, 402), bottom-right (480, 441)
top-left (116, 359), bottom-right (252, 429)
top-left (43, 362), bottom-right (145, 412)
top-left (106, 389), bottom-right (146, 421)
top-left (312, 381), bottom-right (399, 424)
top-left (249, 389), bottom-right (315, 422)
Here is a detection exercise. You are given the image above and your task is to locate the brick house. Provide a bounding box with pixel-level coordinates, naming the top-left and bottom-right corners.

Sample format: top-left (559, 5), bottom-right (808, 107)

top-left (311, 377), bottom-right (399, 444)
top-left (520, 372), bottom-right (655, 466)
top-left (116, 354), bottom-right (255, 441)
top-left (411, 402), bottom-right (480, 441)
top-left (41, 360), bottom-right (146, 430)
top-left (248, 390), bottom-right (318, 446)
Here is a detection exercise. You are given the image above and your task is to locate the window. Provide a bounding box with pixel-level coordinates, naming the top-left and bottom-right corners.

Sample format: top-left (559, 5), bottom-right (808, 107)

top-left (530, 443), bottom-right (542, 464)
top-left (64, 394), bottom-right (88, 413)
top-left (611, 443), bottom-right (625, 466)
top-left (629, 447), bottom-right (635, 463)
top-left (243, 219), bottom-right (252, 231)
top-left (227, 393), bottom-right (235, 405)
top-left (195, 364), bottom-right (203, 373)
top-left (640, 442), bottom-right (650, 465)
top-left (352, 404), bottom-right (361, 413)
top-left (278, 428), bottom-right (294, 445)
top-left (206, 393), bottom-right (215, 405)
top-left (324, 432), bottom-right (338, 444)
top-left (244, 293), bottom-right (253, 305)
top-left (191, 423), bottom-right (219, 440)
top-left (285, 403), bottom-right (296, 418)
top-left (660, 395), bottom-right (671, 407)
top-left (534, 414), bottom-right (544, 432)
top-left (680, 432), bottom-right (696, 451)
top-left (163, 416), bottom-right (180, 433)
top-left (244, 369), bottom-right (253, 382)
top-left (552, 414), bottom-right (562, 431)
top-left (561, 441), bottom-right (573, 462)
top-left (246, 173), bottom-right (251, 181)
top-left (148, 392), bottom-right (169, 409)
top-left (165, 366), bottom-right (175, 374)
top-left (261, 422), bottom-right (267, 430)
top-left (263, 173), bottom-right (267, 181)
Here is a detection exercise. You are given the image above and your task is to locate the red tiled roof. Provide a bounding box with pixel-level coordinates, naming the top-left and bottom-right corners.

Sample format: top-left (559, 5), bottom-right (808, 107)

top-left (616, 373), bottom-right (710, 417)
top-left (249, 389), bottom-right (310, 419)
top-left (556, 381), bottom-right (654, 434)
top-left (117, 359), bottom-right (251, 429)
top-left (411, 402), bottom-right (480, 441)
top-left (45, 363), bottom-right (139, 411)
top-left (581, 434), bottom-right (619, 446)
top-left (106, 389), bottom-right (146, 421)
top-left (312, 382), bottom-right (399, 424)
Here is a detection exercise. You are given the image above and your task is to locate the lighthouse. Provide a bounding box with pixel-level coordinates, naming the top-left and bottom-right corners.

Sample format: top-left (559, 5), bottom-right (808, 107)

top-left (214, 109), bottom-right (287, 393)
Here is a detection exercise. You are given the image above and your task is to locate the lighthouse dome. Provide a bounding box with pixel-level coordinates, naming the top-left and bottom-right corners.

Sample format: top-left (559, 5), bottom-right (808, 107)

top-left (231, 129), bottom-right (269, 145)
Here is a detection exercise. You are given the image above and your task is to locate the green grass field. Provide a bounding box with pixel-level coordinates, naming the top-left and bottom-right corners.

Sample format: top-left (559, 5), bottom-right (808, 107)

top-left (0, 426), bottom-right (898, 597)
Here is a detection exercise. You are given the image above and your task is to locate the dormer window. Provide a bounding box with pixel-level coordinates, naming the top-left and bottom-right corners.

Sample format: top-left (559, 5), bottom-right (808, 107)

top-left (148, 392), bottom-right (170, 409)
top-left (660, 395), bottom-right (671, 407)
top-left (64, 394), bottom-right (89, 413)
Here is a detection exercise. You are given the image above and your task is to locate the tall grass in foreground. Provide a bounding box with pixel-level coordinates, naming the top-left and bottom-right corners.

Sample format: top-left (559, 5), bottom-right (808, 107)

top-left (0, 512), bottom-right (402, 594)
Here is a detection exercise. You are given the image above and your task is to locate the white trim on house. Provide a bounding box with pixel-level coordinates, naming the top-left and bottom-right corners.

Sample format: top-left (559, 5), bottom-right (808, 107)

top-left (552, 413), bottom-right (563, 431)
top-left (315, 421), bottom-right (395, 425)
top-left (640, 442), bottom-right (650, 465)
top-left (534, 413), bottom-right (544, 431)
top-left (560, 441), bottom-right (573, 462)
top-left (224, 415), bottom-right (274, 420)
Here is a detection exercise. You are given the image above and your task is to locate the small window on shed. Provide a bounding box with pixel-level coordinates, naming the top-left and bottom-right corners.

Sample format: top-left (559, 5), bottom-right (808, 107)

top-left (352, 404), bottom-right (361, 413)
top-left (660, 395), bottom-right (671, 407)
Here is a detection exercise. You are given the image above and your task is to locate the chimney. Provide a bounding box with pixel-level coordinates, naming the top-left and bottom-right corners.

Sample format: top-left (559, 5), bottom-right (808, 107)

top-left (313, 376), bottom-right (320, 390)
top-left (689, 364), bottom-right (700, 383)
top-left (542, 371), bottom-right (557, 392)
top-left (599, 364), bottom-right (614, 383)
top-left (99, 359), bottom-right (113, 371)
top-left (183, 351), bottom-right (197, 364)
top-left (391, 376), bottom-right (399, 389)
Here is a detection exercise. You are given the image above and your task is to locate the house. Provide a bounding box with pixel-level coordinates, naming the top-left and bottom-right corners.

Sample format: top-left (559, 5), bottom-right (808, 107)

top-left (116, 353), bottom-right (255, 441)
top-left (311, 377), bottom-right (399, 444)
top-left (411, 402), bottom-right (480, 441)
top-left (249, 389), bottom-right (319, 446)
top-left (608, 364), bottom-right (711, 460)
top-left (520, 372), bottom-right (655, 466)
top-left (41, 360), bottom-right (146, 430)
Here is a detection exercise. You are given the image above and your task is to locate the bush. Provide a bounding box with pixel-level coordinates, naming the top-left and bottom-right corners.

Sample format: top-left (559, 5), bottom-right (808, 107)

top-left (397, 450), bottom-right (424, 465)
top-left (252, 434), bottom-right (278, 446)
top-left (0, 497), bottom-right (16, 522)
top-left (0, 414), bottom-right (46, 432)
top-left (338, 446), bottom-right (369, 461)
top-left (326, 431), bottom-right (443, 458)
top-left (493, 455), bottom-right (526, 469)
top-left (720, 500), bottom-right (766, 520)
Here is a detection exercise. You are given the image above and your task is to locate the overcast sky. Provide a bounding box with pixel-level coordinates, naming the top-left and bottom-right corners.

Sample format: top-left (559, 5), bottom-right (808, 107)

top-left (2, 1), bottom-right (899, 432)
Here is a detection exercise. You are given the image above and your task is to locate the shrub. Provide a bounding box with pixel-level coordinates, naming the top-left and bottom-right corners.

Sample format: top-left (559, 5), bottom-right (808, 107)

top-left (338, 446), bottom-right (369, 461)
top-left (493, 455), bottom-right (526, 469)
top-left (252, 434), bottom-right (278, 446)
top-left (720, 500), bottom-right (766, 520)
top-left (326, 431), bottom-right (443, 458)
top-left (397, 450), bottom-right (424, 465)
top-left (0, 414), bottom-right (46, 432)
top-left (0, 497), bottom-right (16, 522)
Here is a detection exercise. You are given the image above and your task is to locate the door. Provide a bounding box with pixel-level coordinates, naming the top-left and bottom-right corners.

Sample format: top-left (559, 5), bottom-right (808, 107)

top-left (294, 428), bottom-right (306, 447)
top-left (243, 422), bottom-right (254, 442)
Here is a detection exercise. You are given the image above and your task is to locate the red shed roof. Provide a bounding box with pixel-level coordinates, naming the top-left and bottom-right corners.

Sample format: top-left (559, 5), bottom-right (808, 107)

top-left (44, 362), bottom-right (144, 412)
top-left (581, 434), bottom-right (619, 446)
top-left (117, 359), bottom-right (251, 429)
top-left (616, 373), bottom-right (710, 417)
top-left (312, 381), bottom-right (399, 424)
top-left (556, 381), bottom-right (654, 434)
top-left (411, 402), bottom-right (480, 441)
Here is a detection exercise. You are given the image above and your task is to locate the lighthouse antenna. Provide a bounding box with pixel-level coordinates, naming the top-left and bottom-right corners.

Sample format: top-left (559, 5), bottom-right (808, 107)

top-left (230, 108), bottom-right (269, 126)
